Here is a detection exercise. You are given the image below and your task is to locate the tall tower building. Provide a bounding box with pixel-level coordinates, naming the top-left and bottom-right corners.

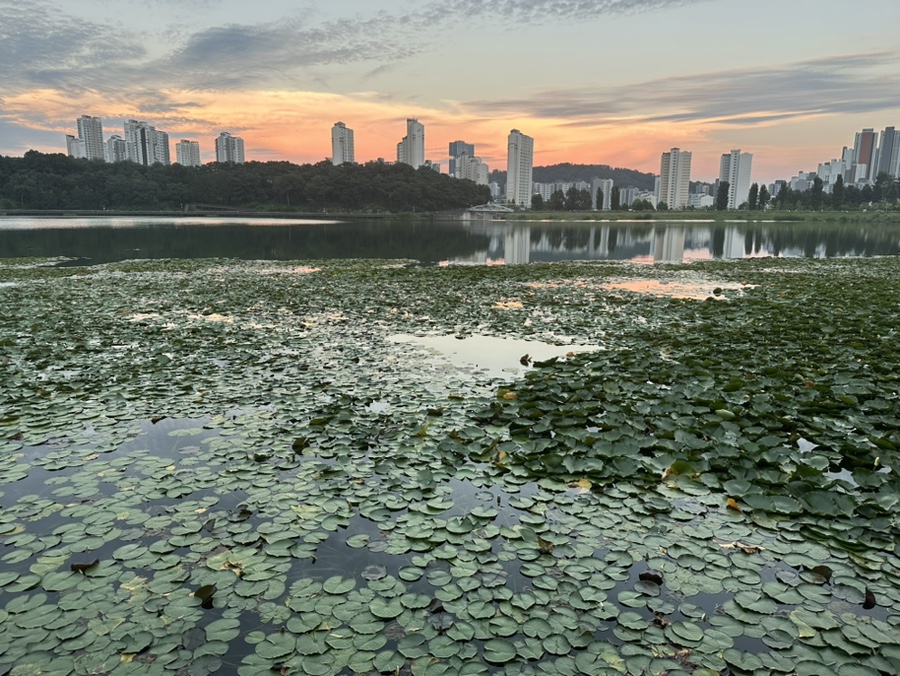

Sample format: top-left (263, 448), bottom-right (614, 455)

top-left (449, 141), bottom-right (475, 178)
top-left (76, 115), bottom-right (104, 160)
top-left (852, 129), bottom-right (878, 182)
top-left (215, 132), bottom-right (245, 164)
top-left (592, 178), bottom-right (614, 210)
top-left (65, 134), bottom-right (85, 159)
top-left (876, 127), bottom-right (899, 178)
top-left (506, 129), bottom-right (534, 207)
top-left (176, 140), bottom-right (201, 167)
top-left (457, 155), bottom-right (489, 185)
top-left (718, 149), bottom-right (752, 209)
top-left (331, 122), bottom-right (355, 166)
top-left (659, 148), bottom-right (692, 210)
top-left (124, 120), bottom-right (170, 166)
top-left (105, 135), bottom-right (127, 163)
top-left (398, 119), bottom-right (425, 168)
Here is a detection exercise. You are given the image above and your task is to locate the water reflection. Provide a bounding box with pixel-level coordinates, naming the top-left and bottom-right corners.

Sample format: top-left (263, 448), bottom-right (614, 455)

top-left (456, 221), bottom-right (900, 264)
top-left (0, 216), bottom-right (898, 265)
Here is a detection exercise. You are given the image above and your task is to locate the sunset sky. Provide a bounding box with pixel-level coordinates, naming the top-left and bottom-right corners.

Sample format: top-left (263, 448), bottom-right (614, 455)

top-left (2, 0), bottom-right (899, 183)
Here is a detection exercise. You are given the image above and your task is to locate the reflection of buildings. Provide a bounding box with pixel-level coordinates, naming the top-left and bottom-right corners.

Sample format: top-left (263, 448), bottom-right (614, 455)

top-left (504, 226), bottom-right (531, 264)
top-left (721, 227), bottom-right (746, 260)
top-left (652, 227), bottom-right (685, 262)
top-left (448, 223), bottom-right (820, 265)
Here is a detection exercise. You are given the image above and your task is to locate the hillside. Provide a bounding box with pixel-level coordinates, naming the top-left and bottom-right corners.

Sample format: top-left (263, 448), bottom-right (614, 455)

top-left (489, 163), bottom-right (656, 191)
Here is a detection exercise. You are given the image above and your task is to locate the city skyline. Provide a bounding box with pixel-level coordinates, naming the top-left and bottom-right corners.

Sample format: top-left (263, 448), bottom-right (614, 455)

top-left (3, 0), bottom-right (898, 183)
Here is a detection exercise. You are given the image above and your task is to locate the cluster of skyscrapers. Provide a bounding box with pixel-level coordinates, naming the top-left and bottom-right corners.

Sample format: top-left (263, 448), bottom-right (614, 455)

top-left (65, 116), bottom-right (245, 166)
top-left (329, 119), bottom-right (499, 191)
top-left (68, 114), bottom-right (897, 209)
top-left (658, 127), bottom-right (900, 210)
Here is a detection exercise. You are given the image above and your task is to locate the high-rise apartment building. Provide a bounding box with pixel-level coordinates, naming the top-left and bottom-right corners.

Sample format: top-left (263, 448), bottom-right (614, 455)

top-left (105, 135), bottom-right (127, 163)
top-left (456, 155), bottom-right (489, 185)
top-left (76, 115), bottom-right (105, 160)
top-left (592, 178), bottom-right (614, 210)
top-left (398, 119), bottom-right (425, 168)
top-left (875, 126), bottom-right (899, 178)
top-left (449, 141), bottom-right (475, 178)
top-left (215, 132), bottom-right (245, 164)
top-left (176, 140), bottom-right (201, 167)
top-left (659, 148), bottom-right (692, 210)
top-left (331, 122), bottom-right (355, 166)
top-left (65, 135), bottom-right (84, 159)
top-left (718, 149), bottom-right (752, 209)
top-left (506, 129), bottom-right (534, 207)
top-left (852, 129), bottom-right (878, 182)
top-left (124, 120), bottom-right (170, 166)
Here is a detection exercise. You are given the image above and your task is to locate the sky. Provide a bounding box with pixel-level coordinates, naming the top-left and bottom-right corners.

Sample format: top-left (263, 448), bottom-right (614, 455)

top-left (1, 0), bottom-right (899, 183)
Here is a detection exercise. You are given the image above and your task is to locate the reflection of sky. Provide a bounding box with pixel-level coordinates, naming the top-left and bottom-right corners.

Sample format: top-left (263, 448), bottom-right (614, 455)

top-left (2, 1), bottom-right (899, 181)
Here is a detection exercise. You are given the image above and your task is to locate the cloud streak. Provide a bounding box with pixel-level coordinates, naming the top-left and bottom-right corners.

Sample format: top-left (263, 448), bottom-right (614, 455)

top-left (461, 52), bottom-right (900, 126)
top-left (1, 0), bottom-right (711, 98)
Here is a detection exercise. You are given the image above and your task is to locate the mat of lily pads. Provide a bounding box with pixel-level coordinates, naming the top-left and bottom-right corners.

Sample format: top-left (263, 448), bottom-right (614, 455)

top-left (0, 255), bottom-right (898, 676)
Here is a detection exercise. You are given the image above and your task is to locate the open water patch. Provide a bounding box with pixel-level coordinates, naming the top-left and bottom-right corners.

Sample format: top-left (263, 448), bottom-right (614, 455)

top-left (388, 335), bottom-right (601, 379)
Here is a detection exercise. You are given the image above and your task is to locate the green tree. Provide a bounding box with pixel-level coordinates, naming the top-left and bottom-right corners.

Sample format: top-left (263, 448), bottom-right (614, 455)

top-left (548, 189), bottom-right (565, 211)
top-left (610, 186), bottom-right (620, 210)
top-left (809, 176), bottom-right (824, 210)
top-left (657, 201), bottom-right (669, 211)
top-left (757, 184), bottom-right (770, 210)
top-left (594, 189), bottom-right (603, 210)
top-left (531, 193), bottom-right (544, 211)
top-left (776, 183), bottom-right (790, 210)
top-left (747, 183), bottom-right (759, 211)
top-left (716, 181), bottom-right (730, 210)
top-left (831, 175), bottom-right (844, 210)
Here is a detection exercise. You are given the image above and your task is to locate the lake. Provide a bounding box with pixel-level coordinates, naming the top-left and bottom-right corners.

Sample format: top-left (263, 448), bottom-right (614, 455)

top-left (1, 215), bottom-right (898, 264)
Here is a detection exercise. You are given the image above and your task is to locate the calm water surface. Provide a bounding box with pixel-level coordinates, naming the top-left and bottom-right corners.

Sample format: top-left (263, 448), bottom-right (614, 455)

top-left (0, 215), bottom-right (898, 264)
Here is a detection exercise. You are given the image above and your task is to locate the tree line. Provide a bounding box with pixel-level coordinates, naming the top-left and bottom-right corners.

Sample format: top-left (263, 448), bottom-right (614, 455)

top-left (0, 152), bottom-right (491, 212)
top-left (527, 174), bottom-right (900, 212)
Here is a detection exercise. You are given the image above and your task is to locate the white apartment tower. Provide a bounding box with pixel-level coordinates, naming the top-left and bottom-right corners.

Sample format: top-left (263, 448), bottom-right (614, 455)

top-left (176, 140), bottom-right (202, 167)
top-left (105, 135), bottom-right (127, 163)
top-left (457, 155), bottom-right (490, 185)
top-left (215, 132), bottom-right (245, 164)
top-left (65, 135), bottom-right (85, 159)
top-left (124, 120), bottom-right (170, 166)
top-left (592, 178), bottom-right (614, 210)
top-left (659, 148), bottom-right (692, 210)
top-left (506, 129), bottom-right (534, 207)
top-left (76, 115), bottom-right (105, 160)
top-left (719, 150), bottom-right (753, 209)
top-left (398, 119), bottom-right (425, 168)
top-left (331, 122), bottom-right (355, 166)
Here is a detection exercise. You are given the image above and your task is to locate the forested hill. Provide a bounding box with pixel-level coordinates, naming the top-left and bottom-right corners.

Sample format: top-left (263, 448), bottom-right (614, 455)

top-left (490, 163), bottom-right (656, 191)
top-left (0, 152), bottom-right (491, 212)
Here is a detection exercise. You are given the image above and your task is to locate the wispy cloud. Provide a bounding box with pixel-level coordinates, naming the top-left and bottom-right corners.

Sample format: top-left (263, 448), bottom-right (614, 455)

top-left (420, 0), bottom-right (709, 23)
top-left (0, 0), bottom-right (711, 98)
top-left (462, 52), bottom-right (900, 125)
top-left (0, 1), bottom-right (144, 90)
